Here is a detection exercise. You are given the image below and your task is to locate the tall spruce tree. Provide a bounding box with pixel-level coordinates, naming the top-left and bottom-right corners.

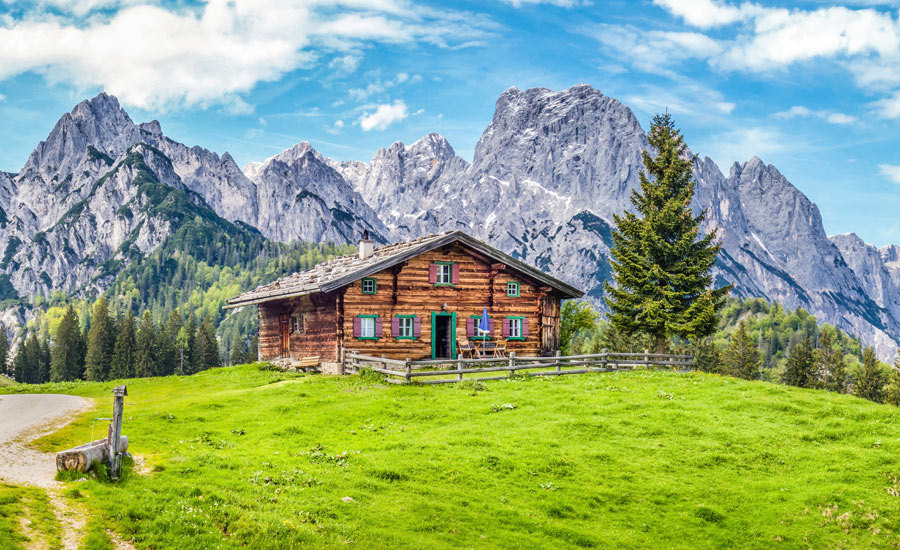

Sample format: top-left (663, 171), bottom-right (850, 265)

top-left (50, 305), bottom-right (83, 382)
top-left (39, 337), bottom-right (51, 383)
top-left (157, 310), bottom-right (181, 376)
top-left (0, 328), bottom-right (9, 377)
top-left (13, 335), bottom-right (39, 383)
top-left (229, 339), bottom-right (249, 366)
top-left (605, 113), bottom-right (731, 353)
top-left (84, 297), bottom-right (116, 381)
top-left (192, 316), bottom-right (220, 372)
top-left (110, 310), bottom-right (136, 379)
top-left (782, 337), bottom-right (816, 388)
top-left (181, 314), bottom-right (197, 374)
top-left (248, 334), bottom-right (259, 362)
top-left (855, 347), bottom-right (887, 403)
top-left (134, 311), bottom-right (157, 378)
top-left (883, 357), bottom-right (900, 407)
top-left (722, 320), bottom-right (760, 380)
top-left (816, 330), bottom-right (847, 393)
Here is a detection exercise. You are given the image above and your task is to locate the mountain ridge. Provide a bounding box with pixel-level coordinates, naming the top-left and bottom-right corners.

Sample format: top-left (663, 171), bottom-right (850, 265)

top-left (3, 85), bottom-right (899, 359)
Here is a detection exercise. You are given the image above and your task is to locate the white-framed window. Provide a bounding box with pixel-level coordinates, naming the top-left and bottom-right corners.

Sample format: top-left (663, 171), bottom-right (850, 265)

top-left (291, 315), bottom-right (304, 333)
top-left (398, 317), bottom-right (414, 338)
top-left (509, 317), bottom-right (522, 339)
top-left (360, 316), bottom-right (376, 338)
top-left (437, 263), bottom-right (453, 285)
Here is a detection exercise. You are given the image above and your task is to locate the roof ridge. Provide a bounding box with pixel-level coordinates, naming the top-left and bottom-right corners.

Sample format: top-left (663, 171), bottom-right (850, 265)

top-left (225, 229), bottom-right (580, 309)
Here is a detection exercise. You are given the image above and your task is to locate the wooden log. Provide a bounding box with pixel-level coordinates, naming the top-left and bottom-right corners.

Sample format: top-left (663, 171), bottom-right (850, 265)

top-left (56, 436), bottom-right (129, 473)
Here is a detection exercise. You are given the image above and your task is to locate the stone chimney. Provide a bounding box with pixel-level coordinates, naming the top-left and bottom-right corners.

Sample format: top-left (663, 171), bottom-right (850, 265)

top-left (358, 230), bottom-right (375, 260)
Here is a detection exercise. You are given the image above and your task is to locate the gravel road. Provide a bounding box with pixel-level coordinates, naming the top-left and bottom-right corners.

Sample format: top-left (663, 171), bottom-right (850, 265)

top-left (0, 394), bottom-right (91, 487)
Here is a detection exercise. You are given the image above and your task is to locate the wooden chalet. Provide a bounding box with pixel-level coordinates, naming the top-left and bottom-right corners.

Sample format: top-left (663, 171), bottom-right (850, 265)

top-left (225, 231), bottom-right (583, 373)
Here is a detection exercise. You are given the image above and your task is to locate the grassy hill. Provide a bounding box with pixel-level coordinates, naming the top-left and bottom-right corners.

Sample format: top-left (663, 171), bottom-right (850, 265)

top-left (5, 366), bottom-right (900, 549)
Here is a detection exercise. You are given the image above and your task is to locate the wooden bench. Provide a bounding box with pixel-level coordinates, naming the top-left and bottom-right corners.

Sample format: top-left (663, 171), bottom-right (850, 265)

top-left (295, 356), bottom-right (320, 372)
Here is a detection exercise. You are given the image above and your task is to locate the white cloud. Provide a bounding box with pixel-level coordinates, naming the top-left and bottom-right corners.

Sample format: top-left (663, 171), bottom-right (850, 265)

top-left (502, 0), bottom-right (585, 7)
top-left (334, 119), bottom-right (344, 128)
top-left (603, 2), bottom-right (900, 122)
top-left (774, 105), bottom-right (857, 124)
top-left (593, 24), bottom-right (721, 74)
top-left (623, 80), bottom-right (735, 121)
top-left (652, 0), bottom-right (760, 28)
top-left (0, 0), bottom-right (493, 112)
top-left (879, 163), bottom-right (900, 184)
top-left (700, 127), bottom-right (786, 168)
top-left (872, 91), bottom-right (900, 118)
top-left (358, 100), bottom-right (408, 131)
top-left (0, 93), bottom-right (5, 102)
top-left (347, 71), bottom-right (420, 102)
top-left (328, 54), bottom-right (361, 75)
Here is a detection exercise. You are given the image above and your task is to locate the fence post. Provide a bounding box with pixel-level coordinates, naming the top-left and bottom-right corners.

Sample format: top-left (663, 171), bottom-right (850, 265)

top-left (508, 351), bottom-right (516, 378)
top-left (601, 348), bottom-right (608, 371)
top-left (109, 385), bottom-right (127, 481)
top-left (458, 359), bottom-right (463, 382)
top-left (405, 358), bottom-right (411, 383)
top-left (555, 350), bottom-right (561, 373)
top-left (643, 348), bottom-right (649, 368)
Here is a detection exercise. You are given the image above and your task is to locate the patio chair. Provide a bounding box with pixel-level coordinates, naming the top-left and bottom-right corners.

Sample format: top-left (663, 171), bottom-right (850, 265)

top-left (458, 340), bottom-right (476, 359)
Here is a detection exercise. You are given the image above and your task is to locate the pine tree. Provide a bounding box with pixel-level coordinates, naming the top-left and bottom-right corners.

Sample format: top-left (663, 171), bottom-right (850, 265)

top-left (693, 337), bottom-right (722, 374)
top-left (723, 321), bottom-right (760, 380)
top-left (816, 330), bottom-right (847, 393)
top-left (134, 311), bottom-right (157, 378)
top-left (13, 337), bottom-right (35, 383)
top-left (883, 357), bottom-right (900, 407)
top-left (39, 337), bottom-right (51, 383)
top-left (229, 338), bottom-right (249, 365)
top-left (84, 297), bottom-right (116, 381)
top-left (110, 310), bottom-right (136, 380)
top-left (192, 316), bottom-right (219, 372)
top-left (181, 314), bottom-right (197, 374)
top-left (50, 305), bottom-right (83, 382)
top-left (0, 328), bottom-right (9, 377)
top-left (157, 310), bottom-right (181, 377)
top-left (782, 337), bottom-right (815, 388)
top-left (248, 333), bottom-right (259, 362)
top-left (605, 113), bottom-right (731, 353)
top-left (855, 347), bottom-right (887, 403)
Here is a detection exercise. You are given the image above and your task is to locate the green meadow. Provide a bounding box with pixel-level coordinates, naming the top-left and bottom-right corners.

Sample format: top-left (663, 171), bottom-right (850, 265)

top-left (5, 365), bottom-right (900, 549)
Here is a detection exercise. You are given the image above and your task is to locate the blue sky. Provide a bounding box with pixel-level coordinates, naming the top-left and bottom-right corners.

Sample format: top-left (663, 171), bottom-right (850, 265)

top-left (2, 1), bottom-right (900, 246)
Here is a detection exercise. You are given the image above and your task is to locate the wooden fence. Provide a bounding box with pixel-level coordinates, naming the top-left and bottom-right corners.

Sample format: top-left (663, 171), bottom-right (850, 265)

top-left (343, 350), bottom-right (693, 385)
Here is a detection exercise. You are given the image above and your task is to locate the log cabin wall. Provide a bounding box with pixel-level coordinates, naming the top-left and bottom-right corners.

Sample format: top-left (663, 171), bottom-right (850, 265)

top-left (258, 301), bottom-right (290, 360)
top-left (257, 292), bottom-right (339, 361)
top-left (340, 243), bottom-right (563, 360)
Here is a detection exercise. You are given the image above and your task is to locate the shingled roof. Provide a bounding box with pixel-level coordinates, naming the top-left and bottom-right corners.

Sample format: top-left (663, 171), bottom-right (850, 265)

top-left (225, 230), bottom-right (583, 309)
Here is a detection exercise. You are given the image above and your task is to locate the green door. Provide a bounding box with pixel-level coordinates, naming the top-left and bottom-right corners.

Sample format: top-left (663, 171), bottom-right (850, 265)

top-left (430, 311), bottom-right (457, 360)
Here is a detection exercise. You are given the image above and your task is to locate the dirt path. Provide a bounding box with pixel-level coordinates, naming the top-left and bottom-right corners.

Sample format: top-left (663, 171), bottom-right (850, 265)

top-left (0, 393), bottom-right (93, 549)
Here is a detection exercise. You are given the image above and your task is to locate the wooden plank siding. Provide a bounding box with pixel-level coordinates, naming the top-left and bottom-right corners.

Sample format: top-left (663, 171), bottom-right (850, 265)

top-left (258, 292), bottom-right (339, 362)
top-left (339, 243), bottom-right (561, 360)
top-left (257, 242), bottom-right (564, 363)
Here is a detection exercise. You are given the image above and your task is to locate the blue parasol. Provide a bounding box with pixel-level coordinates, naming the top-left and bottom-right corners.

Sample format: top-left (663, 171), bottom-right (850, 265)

top-left (478, 306), bottom-right (490, 338)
